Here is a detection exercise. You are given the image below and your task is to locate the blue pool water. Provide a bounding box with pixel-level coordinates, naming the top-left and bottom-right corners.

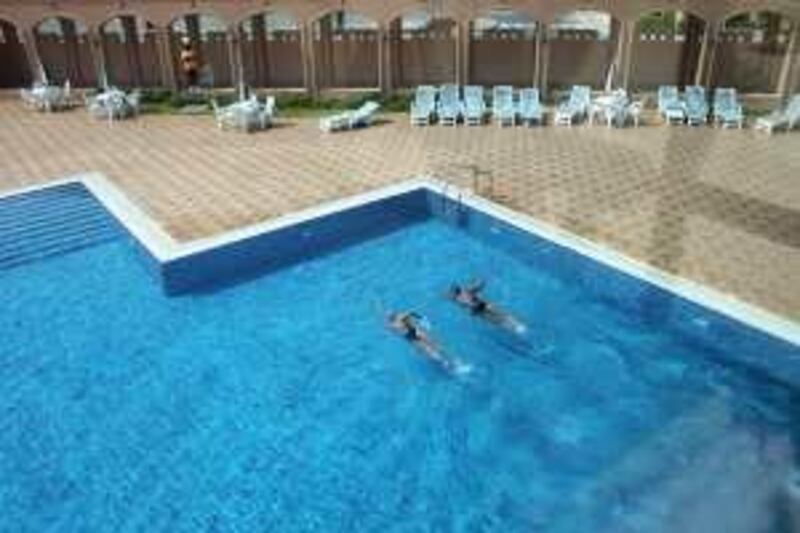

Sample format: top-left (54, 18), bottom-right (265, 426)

top-left (1, 187), bottom-right (799, 532)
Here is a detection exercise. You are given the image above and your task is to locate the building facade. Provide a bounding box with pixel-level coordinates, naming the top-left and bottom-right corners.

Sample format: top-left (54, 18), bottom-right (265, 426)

top-left (0, 0), bottom-right (798, 97)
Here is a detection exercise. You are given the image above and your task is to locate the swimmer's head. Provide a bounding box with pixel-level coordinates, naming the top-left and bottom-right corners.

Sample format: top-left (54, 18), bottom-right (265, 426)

top-left (449, 284), bottom-right (461, 297)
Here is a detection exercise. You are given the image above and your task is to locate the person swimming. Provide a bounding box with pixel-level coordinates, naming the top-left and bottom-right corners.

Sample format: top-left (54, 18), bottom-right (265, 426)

top-left (387, 311), bottom-right (453, 370)
top-left (448, 279), bottom-right (526, 334)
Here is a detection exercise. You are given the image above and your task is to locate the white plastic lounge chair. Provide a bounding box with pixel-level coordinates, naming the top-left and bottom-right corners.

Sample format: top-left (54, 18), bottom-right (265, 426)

top-left (463, 86), bottom-right (486, 126)
top-left (658, 86), bottom-right (679, 115)
top-left (658, 85), bottom-right (685, 125)
top-left (755, 95), bottom-right (800, 134)
top-left (212, 96), bottom-right (269, 132)
top-left (517, 88), bottom-right (543, 126)
top-left (713, 88), bottom-right (744, 129)
top-left (492, 86), bottom-right (516, 127)
top-left (320, 101), bottom-right (380, 133)
top-left (437, 84), bottom-right (462, 126)
top-left (554, 85), bottom-right (591, 127)
top-left (349, 101), bottom-right (380, 129)
top-left (684, 85), bottom-right (708, 126)
top-left (319, 113), bottom-right (350, 132)
top-left (410, 85), bottom-right (436, 126)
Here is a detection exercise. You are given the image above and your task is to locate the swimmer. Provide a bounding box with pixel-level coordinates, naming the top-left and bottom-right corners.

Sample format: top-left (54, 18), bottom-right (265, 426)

top-left (448, 279), bottom-right (526, 334)
top-left (387, 311), bottom-right (453, 370)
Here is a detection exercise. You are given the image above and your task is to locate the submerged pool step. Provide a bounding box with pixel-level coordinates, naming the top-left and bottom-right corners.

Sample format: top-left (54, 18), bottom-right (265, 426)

top-left (0, 193), bottom-right (108, 228)
top-left (0, 184), bottom-right (122, 270)
top-left (0, 206), bottom-right (115, 238)
top-left (0, 183), bottom-right (93, 215)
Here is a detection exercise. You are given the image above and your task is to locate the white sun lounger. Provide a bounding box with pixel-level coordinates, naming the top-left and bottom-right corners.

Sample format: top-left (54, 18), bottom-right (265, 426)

top-left (754, 95), bottom-right (800, 134)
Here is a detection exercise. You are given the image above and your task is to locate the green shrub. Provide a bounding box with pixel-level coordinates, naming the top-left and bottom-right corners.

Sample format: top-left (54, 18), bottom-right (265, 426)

top-left (381, 94), bottom-right (411, 112)
top-left (136, 89), bottom-right (410, 116)
top-left (139, 89), bottom-right (172, 104)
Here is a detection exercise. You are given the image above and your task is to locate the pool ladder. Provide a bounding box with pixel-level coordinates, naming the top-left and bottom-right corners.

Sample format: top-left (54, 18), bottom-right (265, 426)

top-left (440, 181), bottom-right (465, 220)
top-left (447, 164), bottom-right (496, 200)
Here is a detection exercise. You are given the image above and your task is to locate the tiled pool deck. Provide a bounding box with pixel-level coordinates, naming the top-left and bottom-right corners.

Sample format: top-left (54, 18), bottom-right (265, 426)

top-left (1, 96), bottom-right (798, 321)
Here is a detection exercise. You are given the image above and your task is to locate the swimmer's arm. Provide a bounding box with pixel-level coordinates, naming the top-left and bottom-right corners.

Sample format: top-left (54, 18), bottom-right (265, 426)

top-left (468, 279), bottom-right (486, 293)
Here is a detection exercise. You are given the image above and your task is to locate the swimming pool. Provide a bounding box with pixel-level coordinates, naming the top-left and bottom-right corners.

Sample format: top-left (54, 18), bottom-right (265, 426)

top-left (1, 179), bottom-right (799, 532)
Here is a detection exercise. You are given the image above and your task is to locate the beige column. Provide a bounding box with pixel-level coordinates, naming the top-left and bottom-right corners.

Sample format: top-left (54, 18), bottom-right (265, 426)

top-left (610, 19), bottom-right (626, 89)
top-left (299, 24), bottom-right (309, 91)
top-left (155, 28), bottom-right (177, 90)
top-left (383, 24), bottom-right (393, 95)
top-left (776, 23), bottom-right (798, 98)
top-left (459, 19), bottom-right (470, 85)
top-left (621, 20), bottom-right (635, 90)
top-left (301, 22), bottom-right (317, 96)
top-left (226, 29), bottom-right (237, 89)
top-left (377, 24), bottom-right (385, 94)
top-left (533, 25), bottom-right (543, 88)
top-left (695, 21), bottom-right (719, 87)
top-left (88, 29), bottom-right (108, 88)
top-left (236, 27), bottom-right (246, 89)
top-left (453, 20), bottom-right (461, 84)
top-left (20, 27), bottom-right (44, 83)
top-left (793, 41), bottom-right (800, 94)
top-left (539, 29), bottom-right (551, 99)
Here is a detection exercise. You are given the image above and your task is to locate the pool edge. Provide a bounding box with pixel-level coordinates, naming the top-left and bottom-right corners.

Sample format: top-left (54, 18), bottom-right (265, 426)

top-left (1, 172), bottom-right (798, 347)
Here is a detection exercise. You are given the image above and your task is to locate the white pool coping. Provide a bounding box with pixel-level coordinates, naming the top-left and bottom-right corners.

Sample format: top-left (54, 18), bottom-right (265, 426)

top-left (2, 172), bottom-right (799, 347)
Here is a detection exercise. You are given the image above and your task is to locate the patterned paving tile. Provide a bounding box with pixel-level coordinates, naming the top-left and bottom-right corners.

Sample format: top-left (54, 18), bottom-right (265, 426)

top-left (1, 96), bottom-right (798, 321)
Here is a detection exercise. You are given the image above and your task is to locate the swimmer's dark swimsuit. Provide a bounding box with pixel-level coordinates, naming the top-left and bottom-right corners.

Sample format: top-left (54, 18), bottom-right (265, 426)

top-left (471, 298), bottom-right (489, 315)
top-left (404, 325), bottom-right (421, 341)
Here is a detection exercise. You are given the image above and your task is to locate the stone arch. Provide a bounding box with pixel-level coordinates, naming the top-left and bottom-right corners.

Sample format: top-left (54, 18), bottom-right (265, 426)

top-left (721, 5), bottom-right (797, 25)
top-left (469, 7), bottom-right (540, 86)
top-left (630, 8), bottom-right (709, 90)
top-left (99, 14), bottom-right (161, 87)
top-left (168, 11), bottom-right (233, 88)
top-left (311, 9), bottom-right (380, 89)
top-left (33, 15), bottom-right (96, 86)
top-left (31, 11), bottom-right (92, 35)
top-left (714, 9), bottom-right (795, 93)
top-left (387, 7), bottom-right (458, 87)
top-left (306, 3), bottom-right (384, 28)
top-left (0, 10), bottom-right (23, 31)
top-left (235, 3), bottom-right (304, 29)
top-left (238, 9), bottom-right (303, 88)
top-left (547, 9), bottom-right (622, 90)
top-left (384, 1), bottom-right (460, 27)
